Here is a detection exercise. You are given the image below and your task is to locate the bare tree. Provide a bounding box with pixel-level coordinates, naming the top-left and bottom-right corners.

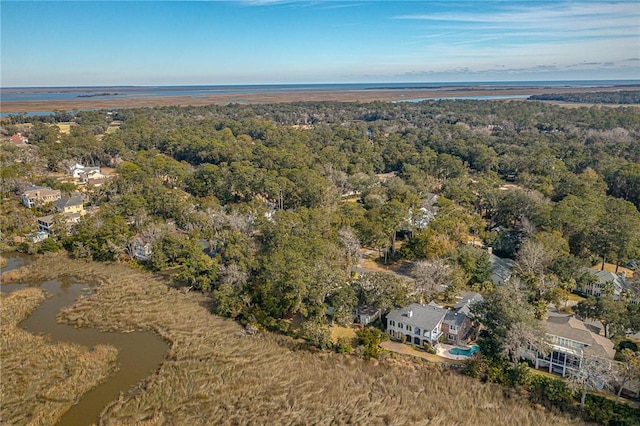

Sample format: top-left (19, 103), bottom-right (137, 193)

top-left (567, 357), bottom-right (613, 410)
top-left (339, 227), bottom-right (361, 277)
top-left (613, 350), bottom-right (640, 405)
top-left (501, 321), bottom-right (548, 367)
top-left (517, 239), bottom-right (557, 300)
top-left (411, 258), bottom-right (453, 302)
top-left (517, 240), bottom-right (549, 277)
top-left (218, 263), bottom-right (248, 291)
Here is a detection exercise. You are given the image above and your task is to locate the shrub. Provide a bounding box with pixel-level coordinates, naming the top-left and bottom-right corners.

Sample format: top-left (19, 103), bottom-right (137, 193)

top-left (583, 394), bottom-right (614, 425)
top-left (615, 340), bottom-right (639, 361)
top-left (506, 362), bottom-right (531, 387)
top-left (335, 337), bottom-right (353, 354)
top-left (423, 342), bottom-right (436, 354)
top-left (37, 237), bottom-right (62, 253)
top-left (356, 327), bottom-right (387, 360)
top-left (528, 375), bottom-right (573, 410)
top-left (582, 394), bottom-right (640, 425)
top-left (301, 319), bottom-right (332, 350)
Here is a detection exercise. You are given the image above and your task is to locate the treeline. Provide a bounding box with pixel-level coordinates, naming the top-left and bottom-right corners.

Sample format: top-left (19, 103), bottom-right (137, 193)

top-left (529, 90), bottom-right (640, 104)
top-left (2, 100), bottom-right (640, 335)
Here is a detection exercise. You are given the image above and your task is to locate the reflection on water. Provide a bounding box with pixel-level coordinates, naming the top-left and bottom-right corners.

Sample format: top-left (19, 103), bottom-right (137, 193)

top-left (1, 256), bottom-right (168, 426)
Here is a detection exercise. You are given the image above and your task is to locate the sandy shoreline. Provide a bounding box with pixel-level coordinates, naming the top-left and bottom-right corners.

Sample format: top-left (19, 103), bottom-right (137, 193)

top-left (2, 85), bottom-right (638, 112)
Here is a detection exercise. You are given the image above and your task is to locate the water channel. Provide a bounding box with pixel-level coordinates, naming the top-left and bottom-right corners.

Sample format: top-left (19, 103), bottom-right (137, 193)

top-left (1, 255), bottom-right (169, 425)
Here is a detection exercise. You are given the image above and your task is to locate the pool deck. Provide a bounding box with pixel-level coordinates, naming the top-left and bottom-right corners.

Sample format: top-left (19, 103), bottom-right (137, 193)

top-left (436, 343), bottom-right (477, 361)
top-left (380, 341), bottom-right (467, 365)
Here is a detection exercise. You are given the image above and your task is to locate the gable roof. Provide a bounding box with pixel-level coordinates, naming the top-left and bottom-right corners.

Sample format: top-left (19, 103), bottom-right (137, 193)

top-left (454, 292), bottom-right (484, 317)
top-left (443, 293), bottom-right (484, 328)
top-left (489, 253), bottom-right (516, 285)
top-left (387, 303), bottom-right (448, 331)
top-left (587, 268), bottom-right (627, 295)
top-left (22, 185), bottom-right (58, 196)
top-left (54, 196), bottom-right (83, 210)
top-left (545, 314), bottom-right (615, 360)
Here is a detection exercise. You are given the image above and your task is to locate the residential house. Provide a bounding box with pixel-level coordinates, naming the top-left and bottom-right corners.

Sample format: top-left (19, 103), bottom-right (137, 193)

top-left (356, 305), bottom-right (381, 325)
top-left (441, 293), bottom-right (484, 345)
top-left (132, 233), bottom-right (153, 261)
top-left (37, 216), bottom-right (55, 233)
top-left (410, 193), bottom-right (439, 231)
top-left (78, 169), bottom-right (107, 184)
top-left (9, 133), bottom-right (29, 147)
top-left (527, 313), bottom-right (615, 377)
top-left (21, 186), bottom-right (61, 208)
top-left (37, 213), bottom-right (82, 234)
top-left (53, 196), bottom-right (85, 216)
top-left (387, 302), bottom-right (448, 346)
top-left (579, 268), bottom-right (634, 302)
top-left (69, 163), bottom-right (100, 179)
top-left (489, 252), bottom-right (516, 286)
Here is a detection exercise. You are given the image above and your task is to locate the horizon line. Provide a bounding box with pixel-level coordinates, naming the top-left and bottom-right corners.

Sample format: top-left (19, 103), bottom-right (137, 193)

top-left (3, 78), bottom-right (640, 90)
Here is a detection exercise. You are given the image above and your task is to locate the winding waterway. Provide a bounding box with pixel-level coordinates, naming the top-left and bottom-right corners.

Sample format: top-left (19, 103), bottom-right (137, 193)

top-left (1, 255), bottom-right (169, 425)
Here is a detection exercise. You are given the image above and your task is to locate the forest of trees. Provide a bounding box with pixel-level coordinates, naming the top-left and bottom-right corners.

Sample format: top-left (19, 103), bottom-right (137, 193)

top-left (529, 90), bottom-right (640, 104)
top-left (2, 100), bottom-right (640, 344)
top-left (3, 98), bottom-right (640, 422)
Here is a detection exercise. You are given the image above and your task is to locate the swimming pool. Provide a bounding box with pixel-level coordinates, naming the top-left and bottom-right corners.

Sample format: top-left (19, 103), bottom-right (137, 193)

top-left (449, 345), bottom-right (479, 357)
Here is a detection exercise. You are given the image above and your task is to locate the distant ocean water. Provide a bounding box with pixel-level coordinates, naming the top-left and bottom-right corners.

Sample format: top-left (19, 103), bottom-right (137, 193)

top-left (1, 80), bottom-right (638, 116)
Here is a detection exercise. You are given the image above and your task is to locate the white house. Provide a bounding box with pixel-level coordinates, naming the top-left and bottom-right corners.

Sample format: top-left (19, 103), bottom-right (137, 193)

top-left (69, 163), bottom-right (101, 179)
top-left (37, 213), bottom-right (81, 234)
top-left (489, 253), bottom-right (516, 286)
top-left (387, 302), bottom-right (448, 346)
top-left (132, 233), bottom-right (153, 261)
top-left (580, 268), bottom-right (633, 302)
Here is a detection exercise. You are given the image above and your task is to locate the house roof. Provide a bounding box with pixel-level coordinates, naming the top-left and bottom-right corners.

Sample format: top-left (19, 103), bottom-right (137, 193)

top-left (443, 293), bottom-right (484, 327)
top-left (22, 186), bottom-right (59, 197)
top-left (37, 214), bottom-right (55, 224)
top-left (454, 292), bottom-right (484, 317)
top-left (387, 303), bottom-right (448, 331)
top-left (53, 196), bottom-right (83, 210)
top-left (587, 269), bottom-right (627, 294)
top-left (545, 314), bottom-right (615, 360)
top-left (489, 253), bottom-right (516, 285)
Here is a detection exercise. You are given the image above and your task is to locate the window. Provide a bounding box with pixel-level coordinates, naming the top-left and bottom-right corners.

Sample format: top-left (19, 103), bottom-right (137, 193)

top-left (398, 323), bottom-right (403, 330)
top-left (415, 327), bottom-right (421, 335)
top-left (406, 325), bottom-right (412, 332)
top-left (389, 320), bottom-right (395, 327)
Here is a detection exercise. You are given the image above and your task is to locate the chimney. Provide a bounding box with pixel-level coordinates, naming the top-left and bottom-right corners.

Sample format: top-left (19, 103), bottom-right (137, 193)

top-left (487, 246), bottom-right (493, 255)
top-left (408, 310), bottom-right (413, 318)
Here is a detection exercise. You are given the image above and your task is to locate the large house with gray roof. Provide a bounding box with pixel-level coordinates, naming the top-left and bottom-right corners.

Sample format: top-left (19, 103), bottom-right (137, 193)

top-left (527, 313), bottom-right (615, 377)
top-left (21, 186), bottom-right (61, 208)
top-left (579, 268), bottom-right (635, 303)
top-left (386, 293), bottom-right (484, 347)
top-left (387, 303), bottom-right (448, 346)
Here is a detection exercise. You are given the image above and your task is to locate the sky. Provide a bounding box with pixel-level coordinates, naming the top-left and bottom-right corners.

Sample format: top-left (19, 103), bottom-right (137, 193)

top-left (1, 0), bottom-right (639, 86)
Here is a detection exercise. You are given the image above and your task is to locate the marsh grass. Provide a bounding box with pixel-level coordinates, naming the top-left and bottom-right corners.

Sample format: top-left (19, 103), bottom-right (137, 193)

top-left (0, 286), bottom-right (118, 425)
top-left (10, 255), bottom-right (586, 425)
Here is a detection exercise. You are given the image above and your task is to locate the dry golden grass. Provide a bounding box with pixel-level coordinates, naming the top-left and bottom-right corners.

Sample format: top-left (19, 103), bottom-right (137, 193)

top-left (592, 262), bottom-right (635, 278)
top-left (330, 325), bottom-right (358, 345)
top-left (0, 286), bottom-right (118, 425)
top-left (7, 254), bottom-right (587, 425)
top-left (55, 122), bottom-right (74, 134)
